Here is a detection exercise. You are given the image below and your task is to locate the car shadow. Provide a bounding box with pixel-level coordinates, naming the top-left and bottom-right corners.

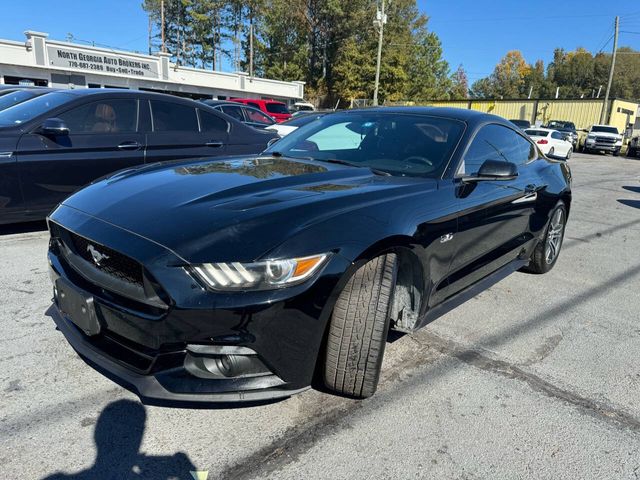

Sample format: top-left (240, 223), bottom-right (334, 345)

top-left (40, 399), bottom-right (198, 480)
top-left (0, 220), bottom-right (47, 236)
top-left (618, 199), bottom-right (640, 210)
top-left (622, 186), bottom-right (640, 194)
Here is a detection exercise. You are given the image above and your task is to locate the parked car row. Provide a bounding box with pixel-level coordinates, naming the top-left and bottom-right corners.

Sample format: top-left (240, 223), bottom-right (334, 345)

top-left (0, 89), bottom-right (278, 224)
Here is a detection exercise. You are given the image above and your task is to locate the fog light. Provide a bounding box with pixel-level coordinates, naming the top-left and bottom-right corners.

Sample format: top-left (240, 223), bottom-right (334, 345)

top-left (184, 349), bottom-right (272, 379)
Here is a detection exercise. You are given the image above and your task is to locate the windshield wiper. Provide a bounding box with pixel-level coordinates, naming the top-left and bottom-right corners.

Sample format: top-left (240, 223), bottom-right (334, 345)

top-left (318, 158), bottom-right (392, 176)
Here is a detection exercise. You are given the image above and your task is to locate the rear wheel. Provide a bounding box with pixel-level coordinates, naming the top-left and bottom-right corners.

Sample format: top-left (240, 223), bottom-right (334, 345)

top-left (324, 254), bottom-right (397, 398)
top-left (548, 147), bottom-right (555, 156)
top-left (565, 148), bottom-right (572, 160)
top-left (523, 202), bottom-right (567, 274)
top-left (629, 147), bottom-right (638, 158)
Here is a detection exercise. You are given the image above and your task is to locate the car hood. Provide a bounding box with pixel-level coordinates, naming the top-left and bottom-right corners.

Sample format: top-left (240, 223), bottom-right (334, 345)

top-left (61, 156), bottom-right (431, 263)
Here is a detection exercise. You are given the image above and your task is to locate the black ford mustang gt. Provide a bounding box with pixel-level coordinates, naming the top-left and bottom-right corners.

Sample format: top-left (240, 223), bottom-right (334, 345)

top-left (46, 107), bottom-right (571, 405)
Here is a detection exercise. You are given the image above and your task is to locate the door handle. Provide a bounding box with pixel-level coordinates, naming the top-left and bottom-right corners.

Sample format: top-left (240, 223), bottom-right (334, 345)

top-left (117, 142), bottom-right (142, 150)
top-left (205, 141), bottom-right (224, 148)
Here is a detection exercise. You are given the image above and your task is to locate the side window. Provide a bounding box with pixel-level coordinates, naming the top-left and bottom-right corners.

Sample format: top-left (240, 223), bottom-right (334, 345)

top-left (245, 108), bottom-right (273, 125)
top-left (150, 100), bottom-right (198, 132)
top-left (551, 131), bottom-right (563, 140)
top-left (199, 110), bottom-right (228, 134)
top-left (248, 102), bottom-right (261, 110)
top-left (515, 132), bottom-right (536, 163)
top-left (220, 105), bottom-right (244, 122)
top-left (460, 124), bottom-right (532, 175)
top-left (58, 99), bottom-right (137, 134)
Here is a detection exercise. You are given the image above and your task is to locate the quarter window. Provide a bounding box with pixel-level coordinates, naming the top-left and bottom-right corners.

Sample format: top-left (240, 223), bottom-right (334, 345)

top-left (150, 100), bottom-right (198, 132)
top-left (460, 124), bottom-right (535, 175)
top-left (58, 99), bottom-right (138, 133)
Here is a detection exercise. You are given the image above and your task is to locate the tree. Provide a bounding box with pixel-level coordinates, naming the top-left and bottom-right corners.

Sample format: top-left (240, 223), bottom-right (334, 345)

top-left (450, 65), bottom-right (468, 99)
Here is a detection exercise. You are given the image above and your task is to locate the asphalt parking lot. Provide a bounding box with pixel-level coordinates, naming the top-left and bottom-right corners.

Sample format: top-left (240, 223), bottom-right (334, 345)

top-left (1, 152), bottom-right (640, 480)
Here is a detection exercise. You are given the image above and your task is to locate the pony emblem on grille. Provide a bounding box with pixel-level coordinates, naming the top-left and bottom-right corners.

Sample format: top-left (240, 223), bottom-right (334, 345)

top-left (87, 244), bottom-right (110, 267)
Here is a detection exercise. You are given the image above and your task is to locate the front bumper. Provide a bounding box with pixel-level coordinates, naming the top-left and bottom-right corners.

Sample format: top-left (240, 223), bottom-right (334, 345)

top-left (47, 205), bottom-right (351, 406)
top-left (48, 304), bottom-right (309, 406)
top-left (585, 140), bottom-right (620, 152)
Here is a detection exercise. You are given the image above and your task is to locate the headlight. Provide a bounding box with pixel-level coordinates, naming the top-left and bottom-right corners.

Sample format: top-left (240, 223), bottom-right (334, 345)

top-left (587, 134), bottom-right (596, 139)
top-left (190, 254), bottom-right (329, 291)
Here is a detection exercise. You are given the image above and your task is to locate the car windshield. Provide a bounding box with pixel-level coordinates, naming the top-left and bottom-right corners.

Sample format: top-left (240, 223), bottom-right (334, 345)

top-left (265, 102), bottom-right (290, 114)
top-left (0, 90), bottom-right (43, 112)
top-left (0, 92), bottom-right (72, 127)
top-left (525, 129), bottom-right (549, 137)
top-left (265, 112), bottom-right (465, 178)
top-left (592, 126), bottom-right (619, 134)
top-left (547, 121), bottom-right (575, 131)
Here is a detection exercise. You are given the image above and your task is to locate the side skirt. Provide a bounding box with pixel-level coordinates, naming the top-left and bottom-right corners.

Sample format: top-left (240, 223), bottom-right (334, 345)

top-left (409, 258), bottom-right (529, 332)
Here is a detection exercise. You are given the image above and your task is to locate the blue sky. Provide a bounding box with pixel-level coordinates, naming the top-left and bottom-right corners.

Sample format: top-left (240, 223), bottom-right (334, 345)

top-left (1, 0), bottom-right (639, 85)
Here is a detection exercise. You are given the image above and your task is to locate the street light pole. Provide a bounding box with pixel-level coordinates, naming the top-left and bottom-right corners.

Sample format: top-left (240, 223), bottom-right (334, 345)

top-left (372, 0), bottom-right (387, 106)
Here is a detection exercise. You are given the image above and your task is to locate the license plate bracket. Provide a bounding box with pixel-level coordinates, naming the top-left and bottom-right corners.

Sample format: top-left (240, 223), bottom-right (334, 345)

top-left (56, 278), bottom-right (101, 336)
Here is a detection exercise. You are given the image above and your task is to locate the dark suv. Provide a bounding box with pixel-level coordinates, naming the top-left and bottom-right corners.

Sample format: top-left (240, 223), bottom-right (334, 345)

top-left (544, 120), bottom-right (578, 147)
top-left (0, 89), bottom-right (277, 224)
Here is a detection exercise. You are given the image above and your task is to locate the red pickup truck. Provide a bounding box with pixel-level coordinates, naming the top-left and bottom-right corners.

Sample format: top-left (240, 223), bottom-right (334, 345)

top-left (230, 98), bottom-right (292, 123)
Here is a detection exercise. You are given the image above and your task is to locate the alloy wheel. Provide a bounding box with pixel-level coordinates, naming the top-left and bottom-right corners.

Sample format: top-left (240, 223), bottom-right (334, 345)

top-left (545, 209), bottom-right (565, 264)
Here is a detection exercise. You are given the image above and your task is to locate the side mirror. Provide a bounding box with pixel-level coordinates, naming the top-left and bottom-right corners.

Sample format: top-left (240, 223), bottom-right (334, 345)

top-left (39, 118), bottom-right (69, 136)
top-left (463, 160), bottom-right (518, 182)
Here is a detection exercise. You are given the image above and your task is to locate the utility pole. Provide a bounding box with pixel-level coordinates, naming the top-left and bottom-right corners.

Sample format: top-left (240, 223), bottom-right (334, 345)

top-left (600, 16), bottom-right (619, 124)
top-left (249, 21), bottom-right (254, 78)
top-left (148, 14), bottom-right (152, 55)
top-left (160, 0), bottom-right (166, 53)
top-left (372, 0), bottom-right (388, 106)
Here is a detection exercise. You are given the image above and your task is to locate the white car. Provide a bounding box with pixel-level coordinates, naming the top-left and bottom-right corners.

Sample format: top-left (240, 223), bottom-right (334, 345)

top-left (525, 128), bottom-right (573, 159)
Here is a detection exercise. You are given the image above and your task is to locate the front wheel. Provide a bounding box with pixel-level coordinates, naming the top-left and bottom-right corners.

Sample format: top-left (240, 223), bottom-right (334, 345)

top-left (523, 202), bottom-right (567, 274)
top-left (565, 148), bottom-right (572, 160)
top-left (323, 253), bottom-right (397, 398)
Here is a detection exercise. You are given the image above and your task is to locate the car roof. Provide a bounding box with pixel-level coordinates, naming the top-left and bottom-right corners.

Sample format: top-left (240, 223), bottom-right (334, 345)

top-left (53, 88), bottom-right (204, 103)
top-left (232, 98), bottom-right (285, 105)
top-left (336, 106), bottom-right (514, 127)
top-left (525, 128), bottom-right (553, 133)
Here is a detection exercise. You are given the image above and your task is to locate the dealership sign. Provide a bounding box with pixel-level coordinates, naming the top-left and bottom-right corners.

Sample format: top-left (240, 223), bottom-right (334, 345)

top-left (47, 45), bottom-right (160, 79)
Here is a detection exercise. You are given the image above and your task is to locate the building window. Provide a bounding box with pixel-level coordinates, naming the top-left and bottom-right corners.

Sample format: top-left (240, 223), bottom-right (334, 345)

top-left (3, 76), bottom-right (48, 86)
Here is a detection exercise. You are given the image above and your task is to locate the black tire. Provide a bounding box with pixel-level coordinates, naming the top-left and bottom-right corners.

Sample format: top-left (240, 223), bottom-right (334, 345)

top-left (629, 147), bottom-right (638, 158)
top-left (324, 253), bottom-right (397, 398)
top-left (582, 145), bottom-right (589, 154)
top-left (566, 148), bottom-right (572, 160)
top-left (548, 147), bottom-right (555, 156)
top-left (613, 149), bottom-right (620, 157)
top-left (523, 202), bottom-right (567, 274)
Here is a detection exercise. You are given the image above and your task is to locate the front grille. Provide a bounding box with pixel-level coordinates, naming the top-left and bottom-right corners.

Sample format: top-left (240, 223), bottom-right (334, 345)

top-left (68, 232), bottom-right (144, 287)
top-left (595, 136), bottom-right (615, 144)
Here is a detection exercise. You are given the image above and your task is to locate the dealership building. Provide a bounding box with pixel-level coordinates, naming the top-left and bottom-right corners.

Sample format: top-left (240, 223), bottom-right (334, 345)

top-left (0, 30), bottom-right (305, 103)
